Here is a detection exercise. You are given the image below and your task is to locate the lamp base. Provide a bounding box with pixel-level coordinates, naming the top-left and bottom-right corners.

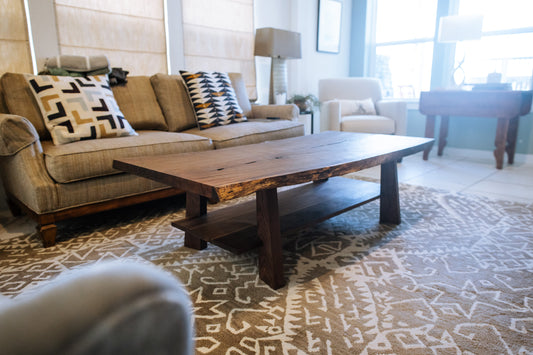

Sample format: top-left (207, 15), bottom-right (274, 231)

top-left (269, 57), bottom-right (288, 104)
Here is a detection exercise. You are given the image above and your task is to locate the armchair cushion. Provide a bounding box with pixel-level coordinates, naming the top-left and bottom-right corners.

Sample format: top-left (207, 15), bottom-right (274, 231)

top-left (337, 98), bottom-right (376, 116)
top-left (341, 115), bottom-right (395, 134)
top-left (180, 71), bottom-right (247, 130)
top-left (26, 74), bottom-right (137, 145)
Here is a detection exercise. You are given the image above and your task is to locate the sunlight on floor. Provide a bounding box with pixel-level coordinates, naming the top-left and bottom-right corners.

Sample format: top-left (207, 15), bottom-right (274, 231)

top-left (348, 148), bottom-right (533, 204)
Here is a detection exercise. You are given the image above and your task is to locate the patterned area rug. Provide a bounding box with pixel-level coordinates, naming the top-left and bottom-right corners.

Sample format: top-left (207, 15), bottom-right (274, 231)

top-left (1, 180), bottom-right (532, 354)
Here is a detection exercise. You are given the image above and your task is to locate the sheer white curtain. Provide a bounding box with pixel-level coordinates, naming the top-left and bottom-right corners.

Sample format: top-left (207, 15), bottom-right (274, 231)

top-left (0, 0), bottom-right (32, 75)
top-left (54, 0), bottom-right (167, 75)
top-left (182, 0), bottom-right (256, 100)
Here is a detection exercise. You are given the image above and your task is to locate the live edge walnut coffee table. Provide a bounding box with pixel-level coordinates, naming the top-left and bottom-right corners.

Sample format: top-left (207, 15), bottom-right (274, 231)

top-left (114, 131), bottom-right (433, 289)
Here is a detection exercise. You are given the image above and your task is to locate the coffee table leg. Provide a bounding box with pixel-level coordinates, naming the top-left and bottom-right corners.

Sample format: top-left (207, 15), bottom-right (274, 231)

top-left (256, 188), bottom-right (285, 289)
top-left (380, 161), bottom-right (401, 225)
top-left (184, 192), bottom-right (207, 250)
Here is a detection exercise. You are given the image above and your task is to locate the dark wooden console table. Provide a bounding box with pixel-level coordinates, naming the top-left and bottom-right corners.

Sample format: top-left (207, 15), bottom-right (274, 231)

top-left (419, 90), bottom-right (532, 169)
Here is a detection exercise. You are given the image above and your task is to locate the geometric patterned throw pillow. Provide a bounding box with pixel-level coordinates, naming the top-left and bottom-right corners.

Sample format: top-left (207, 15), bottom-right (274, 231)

top-left (26, 74), bottom-right (137, 145)
top-left (179, 71), bottom-right (247, 130)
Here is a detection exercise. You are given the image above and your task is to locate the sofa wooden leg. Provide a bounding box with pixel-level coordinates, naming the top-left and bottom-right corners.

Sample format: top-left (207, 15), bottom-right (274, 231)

top-left (6, 198), bottom-right (23, 217)
top-left (38, 224), bottom-right (57, 247)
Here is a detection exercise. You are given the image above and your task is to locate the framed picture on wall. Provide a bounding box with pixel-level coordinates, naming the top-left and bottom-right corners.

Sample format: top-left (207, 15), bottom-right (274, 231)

top-left (317, 0), bottom-right (342, 53)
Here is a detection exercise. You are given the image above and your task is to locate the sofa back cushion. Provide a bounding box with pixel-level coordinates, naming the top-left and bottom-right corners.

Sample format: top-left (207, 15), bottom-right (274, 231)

top-left (150, 73), bottom-right (197, 132)
top-left (1, 72), bottom-right (50, 140)
top-left (0, 80), bottom-right (8, 114)
top-left (112, 76), bottom-right (168, 131)
top-left (228, 73), bottom-right (252, 118)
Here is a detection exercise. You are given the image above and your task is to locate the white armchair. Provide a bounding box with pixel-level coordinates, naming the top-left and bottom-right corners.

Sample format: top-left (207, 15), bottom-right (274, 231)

top-left (318, 78), bottom-right (407, 135)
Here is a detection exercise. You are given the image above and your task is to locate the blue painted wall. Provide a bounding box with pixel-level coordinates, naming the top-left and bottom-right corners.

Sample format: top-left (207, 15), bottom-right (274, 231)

top-left (406, 110), bottom-right (533, 154)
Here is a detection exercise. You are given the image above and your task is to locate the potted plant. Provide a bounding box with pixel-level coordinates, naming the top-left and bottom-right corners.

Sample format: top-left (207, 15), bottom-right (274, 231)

top-left (287, 94), bottom-right (319, 113)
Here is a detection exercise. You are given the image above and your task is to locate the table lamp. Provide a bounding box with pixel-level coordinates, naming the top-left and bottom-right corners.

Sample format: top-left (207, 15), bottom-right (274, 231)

top-left (438, 14), bottom-right (483, 87)
top-left (254, 27), bottom-right (302, 104)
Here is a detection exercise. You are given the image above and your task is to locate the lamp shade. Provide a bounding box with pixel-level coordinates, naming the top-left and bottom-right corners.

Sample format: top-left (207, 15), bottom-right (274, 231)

top-left (438, 15), bottom-right (483, 43)
top-left (254, 27), bottom-right (302, 59)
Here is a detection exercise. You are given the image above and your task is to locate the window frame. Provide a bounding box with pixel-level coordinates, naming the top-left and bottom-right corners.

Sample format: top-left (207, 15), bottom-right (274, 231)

top-left (365, 0), bottom-right (533, 100)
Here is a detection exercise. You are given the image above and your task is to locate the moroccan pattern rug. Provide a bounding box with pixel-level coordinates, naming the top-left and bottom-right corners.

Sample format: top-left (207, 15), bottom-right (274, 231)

top-left (0, 181), bottom-right (532, 354)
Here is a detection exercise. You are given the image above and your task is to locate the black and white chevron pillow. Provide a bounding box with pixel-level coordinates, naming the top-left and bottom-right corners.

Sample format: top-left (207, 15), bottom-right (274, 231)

top-left (26, 74), bottom-right (137, 145)
top-left (180, 71), bottom-right (247, 130)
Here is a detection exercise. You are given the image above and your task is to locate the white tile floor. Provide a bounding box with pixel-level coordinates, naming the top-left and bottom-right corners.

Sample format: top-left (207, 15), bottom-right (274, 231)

top-left (349, 147), bottom-right (533, 204)
top-left (1, 148), bottom-right (532, 241)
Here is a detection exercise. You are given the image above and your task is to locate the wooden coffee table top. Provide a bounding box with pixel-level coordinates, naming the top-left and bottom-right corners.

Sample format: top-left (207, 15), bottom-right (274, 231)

top-left (113, 131), bottom-right (433, 202)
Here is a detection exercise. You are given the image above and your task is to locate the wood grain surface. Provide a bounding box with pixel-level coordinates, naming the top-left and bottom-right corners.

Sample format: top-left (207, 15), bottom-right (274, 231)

top-left (114, 131), bottom-right (433, 202)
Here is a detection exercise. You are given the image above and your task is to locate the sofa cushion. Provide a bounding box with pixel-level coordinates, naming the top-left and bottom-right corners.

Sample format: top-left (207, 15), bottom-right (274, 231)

top-left (227, 73), bottom-right (252, 118)
top-left (183, 119), bottom-right (304, 149)
top-left (1, 72), bottom-right (50, 140)
top-left (0, 79), bottom-right (8, 114)
top-left (180, 71), bottom-right (247, 130)
top-left (150, 74), bottom-right (197, 132)
top-left (42, 130), bottom-right (213, 183)
top-left (111, 76), bottom-right (168, 131)
top-left (26, 74), bottom-right (137, 145)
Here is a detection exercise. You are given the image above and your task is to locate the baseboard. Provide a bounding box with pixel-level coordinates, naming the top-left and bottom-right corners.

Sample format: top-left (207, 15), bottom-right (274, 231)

top-left (443, 147), bottom-right (533, 165)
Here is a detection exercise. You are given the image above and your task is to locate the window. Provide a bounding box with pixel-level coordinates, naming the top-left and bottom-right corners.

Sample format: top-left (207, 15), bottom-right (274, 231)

top-left (367, 0), bottom-right (533, 98)
top-left (368, 0), bottom-right (438, 98)
top-left (457, 0), bottom-right (533, 90)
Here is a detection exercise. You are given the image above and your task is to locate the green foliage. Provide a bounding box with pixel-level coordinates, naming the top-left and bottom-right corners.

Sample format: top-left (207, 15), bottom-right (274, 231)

top-left (287, 94), bottom-right (319, 112)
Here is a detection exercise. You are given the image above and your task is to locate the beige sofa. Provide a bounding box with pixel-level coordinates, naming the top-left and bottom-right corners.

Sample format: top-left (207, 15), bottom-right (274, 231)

top-left (0, 72), bottom-right (303, 247)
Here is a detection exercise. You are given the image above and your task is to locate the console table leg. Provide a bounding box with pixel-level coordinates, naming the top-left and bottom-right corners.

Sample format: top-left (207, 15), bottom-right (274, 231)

top-left (184, 192), bottom-right (207, 250)
top-left (423, 115), bottom-right (436, 160)
top-left (506, 116), bottom-right (519, 165)
top-left (494, 118), bottom-right (510, 170)
top-left (256, 188), bottom-right (285, 289)
top-left (380, 161), bottom-right (401, 225)
top-left (438, 116), bottom-right (449, 156)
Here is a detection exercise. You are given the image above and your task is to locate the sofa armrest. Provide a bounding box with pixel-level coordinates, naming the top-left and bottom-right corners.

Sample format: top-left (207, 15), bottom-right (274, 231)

top-left (0, 114), bottom-right (40, 156)
top-left (376, 100), bottom-right (407, 136)
top-left (0, 114), bottom-right (58, 213)
top-left (320, 100), bottom-right (342, 131)
top-left (251, 104), bottom-right (299, 120)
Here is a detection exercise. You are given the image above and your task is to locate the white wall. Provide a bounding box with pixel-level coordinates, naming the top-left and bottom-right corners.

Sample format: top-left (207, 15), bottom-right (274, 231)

top-left (254, 0), bottom-right (352, 131)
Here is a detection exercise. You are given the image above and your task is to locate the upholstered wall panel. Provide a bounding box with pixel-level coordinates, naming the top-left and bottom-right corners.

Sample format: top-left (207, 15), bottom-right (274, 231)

top-left (54, 0), bottom-right (167, 75)
top-left (182, 0), bottom-right (256, 100)
top-left (0, 0), bottom-right (32, 75)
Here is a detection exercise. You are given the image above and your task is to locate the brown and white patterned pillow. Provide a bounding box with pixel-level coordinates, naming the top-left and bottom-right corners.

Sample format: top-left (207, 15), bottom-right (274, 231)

top-left (179, 71), bottom-right (247, 130)
top-left (26, 74), bottom-right (137, 145)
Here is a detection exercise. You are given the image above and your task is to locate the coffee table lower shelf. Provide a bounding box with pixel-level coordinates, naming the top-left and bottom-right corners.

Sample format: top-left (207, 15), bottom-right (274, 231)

top-left (172, 177), bottom-right (380, 254)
